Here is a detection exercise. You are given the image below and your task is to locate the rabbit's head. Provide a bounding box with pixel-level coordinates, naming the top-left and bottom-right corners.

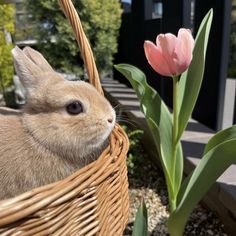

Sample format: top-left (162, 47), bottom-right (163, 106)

top-left (12, 46), bottom-right (115, 162)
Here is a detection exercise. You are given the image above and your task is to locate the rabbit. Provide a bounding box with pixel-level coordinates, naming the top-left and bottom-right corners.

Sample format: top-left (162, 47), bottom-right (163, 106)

top-left (0, 46), bottom-right (116, 200)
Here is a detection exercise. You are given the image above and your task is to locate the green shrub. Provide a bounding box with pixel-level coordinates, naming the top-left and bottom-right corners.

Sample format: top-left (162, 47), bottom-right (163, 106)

top-left (24, 0), bottom-right (122, 75)
top-left (122, 126), bottom-right (146, 175)
top-left (0, 3), bottom-right (15, 90)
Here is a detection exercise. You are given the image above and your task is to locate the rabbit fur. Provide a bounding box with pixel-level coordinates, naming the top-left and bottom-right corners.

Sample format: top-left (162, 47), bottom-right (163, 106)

top-left (0, 46), bottom-right (115, 200)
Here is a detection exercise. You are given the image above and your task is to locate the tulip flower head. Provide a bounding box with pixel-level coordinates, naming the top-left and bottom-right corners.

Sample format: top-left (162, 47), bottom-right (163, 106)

top-left (144, 28), bottom-right (194, 77)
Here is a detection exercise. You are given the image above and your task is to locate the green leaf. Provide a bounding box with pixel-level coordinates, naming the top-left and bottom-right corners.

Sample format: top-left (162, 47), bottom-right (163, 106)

top-left (177, 126), bottom-right (236, 208)
top-left (203, 124), bottom-right (236, 155)
top-left (177, 9), bottom-right (213, 143)
top-left (114, 64), bottom-right (183, 207)
top-left (176, 171), bottom-right (193, 207)
top-left (132, 199), bottom-right (148, 236)
top-left (147, 117), bottom-right (183, 209)
top-left (168, 132), bottom-right (236, 236)
top-left (114, 65), bottom-right (171, 166)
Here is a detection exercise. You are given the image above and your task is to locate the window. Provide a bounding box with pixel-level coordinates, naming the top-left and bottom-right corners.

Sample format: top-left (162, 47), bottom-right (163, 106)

top-left (145, 0), bottom-right (163, 20)
top-left (121, 0), bottom-right (132, 13)
top-left (152, 0), bottom-right (163, 19)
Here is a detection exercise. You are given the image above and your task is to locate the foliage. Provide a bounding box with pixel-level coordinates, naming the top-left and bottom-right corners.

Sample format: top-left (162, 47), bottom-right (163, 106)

top-left (24, 0), bottom-right (122, 75)
top-left (115, 64), bottom-right (183, 211)
top-left (122, 126), bottom-right (145, 175)
top-left (168, 125), bottom-right (236, 235)
top-left (13, 1), bottom-right (32, 44)
top-left (0, 3), bottom-right (15, 90)
top-left (115, 9), bottom-right (236, 236)
top-left (132, 199), bottom-right (148, 236)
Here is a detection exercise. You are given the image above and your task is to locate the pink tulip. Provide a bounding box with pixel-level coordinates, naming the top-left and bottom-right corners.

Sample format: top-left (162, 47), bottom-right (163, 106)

top-left (144, 28), bottom-right (194, 77)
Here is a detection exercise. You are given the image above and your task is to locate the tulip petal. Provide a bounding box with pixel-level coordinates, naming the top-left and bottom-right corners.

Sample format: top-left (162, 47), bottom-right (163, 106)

top-left (144, 28), bottom-right (194, 77)
top-left (174, 29), bottom-right (195, 74)
top-left (178, 29), bottom-right (194, 55)
top-left (144, 40), bottom-right (172, 76)
top-left (156, 33), bottom-right (176, 56)
top-left (156, 33), bottom-right (178, 75)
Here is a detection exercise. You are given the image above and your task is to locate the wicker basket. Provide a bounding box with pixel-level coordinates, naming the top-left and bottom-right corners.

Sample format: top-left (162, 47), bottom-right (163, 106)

top-left (0, 1), bottom-right (129, 235)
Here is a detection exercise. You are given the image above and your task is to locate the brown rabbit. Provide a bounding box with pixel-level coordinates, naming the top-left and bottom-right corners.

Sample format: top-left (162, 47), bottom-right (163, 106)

top-left (0, 46), bottom-right (115, 200)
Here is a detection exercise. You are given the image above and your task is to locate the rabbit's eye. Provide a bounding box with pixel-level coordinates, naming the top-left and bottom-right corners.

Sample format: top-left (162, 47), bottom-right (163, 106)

top-left (66, 101), bottom-right (83, 115)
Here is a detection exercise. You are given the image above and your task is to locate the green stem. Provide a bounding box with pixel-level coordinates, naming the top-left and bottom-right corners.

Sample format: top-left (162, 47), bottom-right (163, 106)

top-left (171, 76), bottom-right (179, 211)
top-left (173, 76), bottom-right (179, 155)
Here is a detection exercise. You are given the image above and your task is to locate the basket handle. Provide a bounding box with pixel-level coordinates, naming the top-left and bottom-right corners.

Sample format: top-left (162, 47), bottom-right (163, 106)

top-left (58, 0), bottom-right (103, 95)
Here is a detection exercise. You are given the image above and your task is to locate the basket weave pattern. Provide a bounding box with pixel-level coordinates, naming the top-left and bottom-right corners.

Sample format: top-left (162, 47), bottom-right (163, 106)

top-left (0, 0), bottom-right (129, 235)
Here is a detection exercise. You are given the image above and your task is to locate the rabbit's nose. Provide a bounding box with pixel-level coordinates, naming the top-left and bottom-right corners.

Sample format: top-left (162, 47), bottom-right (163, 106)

top-left (107, 117), bottom-right (113, 123)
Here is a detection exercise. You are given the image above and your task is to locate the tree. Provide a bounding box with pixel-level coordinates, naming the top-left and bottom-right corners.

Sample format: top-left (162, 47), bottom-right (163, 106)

top-left (0, 2), bottom-right (15, 90)
top-left (24, 0), bottom-right (122, 76)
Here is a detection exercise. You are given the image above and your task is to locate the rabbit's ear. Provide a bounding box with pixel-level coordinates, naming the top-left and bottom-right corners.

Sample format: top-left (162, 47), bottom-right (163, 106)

top-left (12, 46), bottom-right (42, 94)
top-left (23, 47), bottom-right (54, 72)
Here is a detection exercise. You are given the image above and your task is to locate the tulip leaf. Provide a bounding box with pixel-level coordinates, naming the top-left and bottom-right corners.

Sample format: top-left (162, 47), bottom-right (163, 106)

top-left (203, 124), bottom-right (236, 155)
top-left (168, 128), bottom-right (236, 235)
top-left (132, 199), bottom-right (148, 236)
top-left (177, 9), bottom-right (213, 143)
top-left (114, 64), bottom-right (183, 205)
top-left (147, 117), bottom-right (183, 206)
top-left (177, 124), bottom-right (236, 209)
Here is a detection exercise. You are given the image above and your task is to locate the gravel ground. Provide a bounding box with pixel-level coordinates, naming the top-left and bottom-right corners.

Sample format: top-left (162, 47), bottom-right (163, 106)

top-left (124, 156), bottom-right (228, 236)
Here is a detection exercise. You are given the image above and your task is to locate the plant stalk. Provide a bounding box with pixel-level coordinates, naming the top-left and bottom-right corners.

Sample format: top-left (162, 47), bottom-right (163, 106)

top-left (171, 76), bottom-right (179, 211)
